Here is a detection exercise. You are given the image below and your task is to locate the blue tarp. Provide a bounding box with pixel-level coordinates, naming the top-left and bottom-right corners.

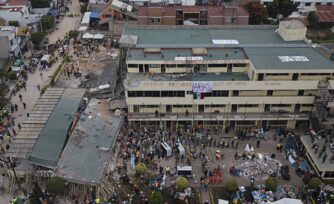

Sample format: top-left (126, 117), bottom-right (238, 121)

top-left (48, 8), bottom-right (60, 16)
top-left (90, 11), bottom-right (100, 19)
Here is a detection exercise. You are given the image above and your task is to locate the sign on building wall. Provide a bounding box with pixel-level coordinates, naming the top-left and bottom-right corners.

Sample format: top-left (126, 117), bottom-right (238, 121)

top-left (192, 81), bottom-right (213, 93)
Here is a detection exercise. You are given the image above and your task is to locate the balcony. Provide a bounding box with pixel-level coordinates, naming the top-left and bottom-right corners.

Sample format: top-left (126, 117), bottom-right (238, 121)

top-left (128, 112), bottom-right (310, 121)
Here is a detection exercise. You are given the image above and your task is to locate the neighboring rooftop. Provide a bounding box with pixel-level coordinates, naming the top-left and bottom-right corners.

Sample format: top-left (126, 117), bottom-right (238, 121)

top-left (0, 26), bottom-right (15, 36)
top-left (57, 99), bottom-right (124, 186)
top-left (315, 5), bottom-right (334, 23)
top-left (279, 20), bottom-right (306, 29)
top-left (300, 135), bottom-right (334, 172)
top-left (127, 48), bottom-right (247, 61)
top-left (28, 89), bottom-right (86, 169)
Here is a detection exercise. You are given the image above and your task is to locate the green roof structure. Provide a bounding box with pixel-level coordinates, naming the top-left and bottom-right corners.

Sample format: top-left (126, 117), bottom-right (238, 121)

top-left (28, 89), bottom-right (86, 168)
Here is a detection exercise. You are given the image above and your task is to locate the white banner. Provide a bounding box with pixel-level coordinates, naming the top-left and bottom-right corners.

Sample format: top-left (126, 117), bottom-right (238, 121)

top-left (192, 81), bottom-right (213, 93)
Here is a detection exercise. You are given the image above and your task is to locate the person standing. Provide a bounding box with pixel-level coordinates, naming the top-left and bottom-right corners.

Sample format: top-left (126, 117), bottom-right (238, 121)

top-left (18, 123), bottom-right (21, 130)
top-left (256, 138), bottom-right (261, 148)
top-left (23, 102), bottom-right (26, 110)
top-left (19, 94), bottom-right (22, 101)
top-left (12, 128), bottom-right (17, 136)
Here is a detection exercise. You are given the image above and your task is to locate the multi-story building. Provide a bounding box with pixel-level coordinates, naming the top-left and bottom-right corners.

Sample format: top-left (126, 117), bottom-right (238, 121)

top-left (0, 26), bottom-right (20, 59)
top-left (137, 3), bottom-right (249, 25)
top-left (260, 0), bottom-right (334, 12)
top-left (119, 20), bottom-right (334, 131)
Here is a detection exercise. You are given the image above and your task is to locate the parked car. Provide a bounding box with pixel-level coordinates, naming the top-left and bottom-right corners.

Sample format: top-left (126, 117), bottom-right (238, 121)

top-left (11, 59), bottom-right (25, 75)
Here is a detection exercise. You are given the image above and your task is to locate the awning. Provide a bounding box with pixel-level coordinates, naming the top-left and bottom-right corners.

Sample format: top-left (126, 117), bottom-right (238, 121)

top-left (78, 26), bottom-right (87, 31)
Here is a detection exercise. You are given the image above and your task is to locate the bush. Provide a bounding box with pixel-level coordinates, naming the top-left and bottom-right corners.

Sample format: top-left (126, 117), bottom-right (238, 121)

top-left (149, 191), bottom-right (163, 204)
top-left (41, 15), bottom-right (55, 30)
top-left (46, 177), bottom-right (65, 195)
top-left (265, 177), bottom-right (278, 191)
top-left (310, 177), bottom-right (322, 189)
top-left (176, 176), bottom-right (188, 191)
top-left (225, 178), bottom-right (238, 192)
top-left (31, 32), bottom-right (46, 46)
top-left (135, 163), bottom-right (147, 175)
top-left (7, 71), bottom-right (17, 80)
top-left (8, 21), bottom-right (19, 27)
top-left (30, 182), bottom-right (43, 204)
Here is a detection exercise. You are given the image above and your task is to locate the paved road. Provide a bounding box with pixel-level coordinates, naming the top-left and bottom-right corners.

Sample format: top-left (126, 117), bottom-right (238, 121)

top-left (0, 1), bottom-right (81, 203)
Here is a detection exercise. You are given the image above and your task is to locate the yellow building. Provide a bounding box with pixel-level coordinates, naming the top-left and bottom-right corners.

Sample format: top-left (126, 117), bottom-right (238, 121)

top-left (119, 20), bottom-right (334, 131)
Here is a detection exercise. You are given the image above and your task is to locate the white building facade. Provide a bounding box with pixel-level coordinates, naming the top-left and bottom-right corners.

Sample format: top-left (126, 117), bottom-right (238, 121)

top-left (0, 26), bottom-right (21, 58)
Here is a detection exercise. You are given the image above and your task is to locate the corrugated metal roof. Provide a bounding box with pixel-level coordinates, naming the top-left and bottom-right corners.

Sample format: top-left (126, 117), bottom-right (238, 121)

top-left (28, 89), bottom-right (86, 169)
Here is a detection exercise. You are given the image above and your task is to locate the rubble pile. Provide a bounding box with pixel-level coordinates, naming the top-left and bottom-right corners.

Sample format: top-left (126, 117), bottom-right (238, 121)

top-left (230, 154), bottom-right (281, 180)
top-left (275, 184), bottom-right (297, 200)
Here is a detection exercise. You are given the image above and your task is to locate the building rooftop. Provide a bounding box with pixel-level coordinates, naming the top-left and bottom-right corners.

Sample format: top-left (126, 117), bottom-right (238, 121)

top-left (57, 99), bottom-right (123, 186)
top-left (316, 5), bottom-right (334, 23)
top-left (244, 47), bottom-right (334, 71)
top-left (0, 26), bottom-right (15, 36)
top-left (28, 89), bottom-right (86, 169)
top-left (300, 135), bottom-right (334, 172)
top-left (127, 48), bottom-right (247, 61)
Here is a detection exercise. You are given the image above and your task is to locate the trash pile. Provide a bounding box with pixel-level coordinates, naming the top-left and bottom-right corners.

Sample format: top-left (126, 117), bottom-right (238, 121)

top-left (275, 184), bottom-right (298, 200)
top-left (229, 153), bottom-right (281, 180)
top-left (252, 189), bottom-right (274, 203)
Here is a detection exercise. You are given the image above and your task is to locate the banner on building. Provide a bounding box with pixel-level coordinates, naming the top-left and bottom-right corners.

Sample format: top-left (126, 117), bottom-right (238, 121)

top-left (192, 81), bottom-right (213, 93)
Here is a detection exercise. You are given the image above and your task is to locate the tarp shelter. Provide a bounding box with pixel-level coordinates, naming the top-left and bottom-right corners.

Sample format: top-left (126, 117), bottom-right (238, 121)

top-left (81, 12), bottom-right (91, 25)
top-left (178, 141), bottom-right (185, 157)
top-left (177, 166), bottom-right (192, 177)
top-left (161, 142), bottom-right (172, 157)
top-left (27, 89), bottom-right (86, 169)
top-left (218, 200), bottom-right (228, 204)
top-left (82, 33), bottom-right (94, 39)
top-left (272, 198), bottom-right (302, 204)
top-left (90, 11), bottom-right (100, 19)
top-left (93, 33), bottom-right (104, 39)
top-left (78, 26), bottom-right (88, 31)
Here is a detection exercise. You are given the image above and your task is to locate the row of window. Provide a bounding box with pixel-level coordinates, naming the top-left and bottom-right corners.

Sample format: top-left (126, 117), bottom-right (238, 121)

top-left (128, 90), bottom-right (307, 97)
top-left (133, 104), bottom-right (313, 108)
top-left (128, 63), bottom-right (248, 68)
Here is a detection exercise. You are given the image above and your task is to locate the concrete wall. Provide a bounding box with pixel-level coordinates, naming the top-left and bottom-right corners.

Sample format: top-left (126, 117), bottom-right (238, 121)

top-left (0, 37), bottom-right (10, 58)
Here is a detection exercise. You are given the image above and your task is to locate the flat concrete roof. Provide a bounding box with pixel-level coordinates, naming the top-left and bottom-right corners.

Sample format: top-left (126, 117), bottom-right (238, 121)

top-left (300, 135), bottom-right (334, 172)
top-left (28, 89), bottom-right (86, 169)
top-left (57, 99), bottom-right (123, 186)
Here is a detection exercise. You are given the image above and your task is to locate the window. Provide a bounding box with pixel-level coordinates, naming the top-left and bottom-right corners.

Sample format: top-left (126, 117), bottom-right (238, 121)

top-left (161, 91), bottom-right (185, 97)
top-left (173, 105), bottom-right (192, 108)
top-left (305, 2), bottom-right (311, 6)
top-left (205, 104), bottom-right (225, 108)
top-left (128, 91), bottom-right (160, 97)
top-left (186, 91), bottom-right (193, 94)
top-left (298, 90), bottom-right (304, 96)
top-left (206, 90), bottom-right (229, 97)
top-left (238, 104), bottom-right (258, 108)
top-left (301, 73), bottom-right (331, 76)
top-left (128, 64), bottom-right (138, 68)
top-left (143, 105), bottom-right (159, 108)
top-left (327, 2), bottom-right (332, 5)
top-left (233, 63), bottom-right (247, 67)
top-left (302, 104), bottom-right (313, 107)
top-left (268, 120), bottom-right (287, 125)
top-left (271, 104), bottom-right (291, 107)
top-left (149, 64), bottom-right (160, 68)
top-left (166, 64), bottom-right (176, 68)
top-left (208, 64), bottom-right (227, 67)
top-left (232, 90), bottom-right (239, 96)
top-left (266, 73), bottom-right (289, 76)
top-left (267, 90), bottom-right (273, 96)
top-left (237, 121), bottom-right (256, 125)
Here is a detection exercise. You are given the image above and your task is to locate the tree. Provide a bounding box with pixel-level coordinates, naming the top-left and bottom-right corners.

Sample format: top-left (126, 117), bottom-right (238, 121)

top-left (69, 30), bottom-right (79, 39)
top-left (135, 163), bottom-right (147, 175)
top-left (310, 177), bottom-right (322, 189)
top-left (30, 182), bottom-right (43, 204)
top-left (41, 16), bottom-right (55, 31)
top-left (31, 0), bottom-right (50, 8)
top-left (225, 178), bottom-right (238, 192)
top-left (31, 32), bottom-right (45, 46)
top-left (148, 191), bottom-right (163, 204)
top-left (45, 177), bottom-right (65, 195)
top-left (8, 21), bottom-right (19, 27)
top-left (265, 177), bottom-right (278, 191)
top-left (266, 0), bottom-right (297, 18)
top-left (245, 2), bottom-right (269, 24)
top-left (307, 11), bottom-right (319, 28)
top-left (7, 71), bottom-right (17, 81)
top-left (0, 84), bottom-right (9, 109)
top-left (176, 176), bottom-right (188, 191)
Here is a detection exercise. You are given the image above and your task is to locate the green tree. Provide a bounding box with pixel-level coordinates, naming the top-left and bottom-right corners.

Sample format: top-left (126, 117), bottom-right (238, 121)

top-left (0, 84), bottom-right (9, 109)
top-left (245, 2), bottom-right (268, 24)
top-left (68, 30), bottom-right (79, 39)
top-left (41, 16), bottom-right (55, 31)
top-left (45, 177), bottom-right (65, 195)
top-left (31, 0), bottom-right (50, 8)
top-left (148, 191), bottom-right (163, 204)
top-left (176, 176), bottom-right (188, 191)
top-left (30, 182), bottom-right (43, 204)
top-left (307, 11), bottom-right (319, 28)
top-left (310, 177), bottom-right (322, 189)
top-left (267, 0), bottom-right (298, 18)
top-left (8, 21), bottom-right (19, 27)
top-left (80, 3), bottom-right (88, 14)
top-left (265, 177), bottom-right (278, 191)
top-left (225, 178), bottom-right (238, 192)
top-left (31, 32), bottom-right (45, 46)
top-left (135, 163), bottom-right (147, 175)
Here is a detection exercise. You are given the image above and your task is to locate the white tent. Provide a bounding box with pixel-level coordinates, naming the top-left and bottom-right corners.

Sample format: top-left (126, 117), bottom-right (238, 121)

top-left (272, 198), bottom-right (303, 204)
top-left (82, 33), bottom-right (94, 39)
top-left (93, 33), bottom-right (104, 39)
top-left (218, 199), bottom-right (228, 204)
top-left (81, 12), bottom-right (91, 25)
top-left (78, 26), bottom-right (88, 31)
